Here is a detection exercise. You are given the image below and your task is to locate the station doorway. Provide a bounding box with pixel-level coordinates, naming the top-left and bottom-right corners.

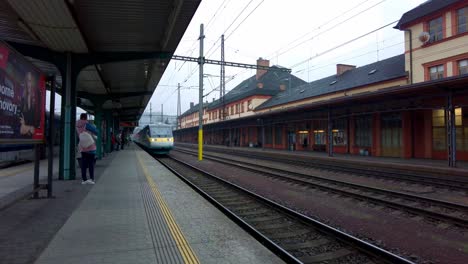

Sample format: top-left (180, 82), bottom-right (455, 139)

top-left (381, 113), bottom-right (402, 157)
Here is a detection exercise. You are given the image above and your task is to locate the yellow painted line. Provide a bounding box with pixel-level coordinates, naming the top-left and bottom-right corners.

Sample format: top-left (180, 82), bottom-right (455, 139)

top-left (137, 153), bottom-right (200, 264)
top-left (0, 165), bottom-right (34, 178)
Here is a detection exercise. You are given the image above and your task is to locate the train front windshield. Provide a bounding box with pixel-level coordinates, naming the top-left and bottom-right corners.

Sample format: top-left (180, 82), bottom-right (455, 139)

top-left (150, 127), bottom-right (172, 138)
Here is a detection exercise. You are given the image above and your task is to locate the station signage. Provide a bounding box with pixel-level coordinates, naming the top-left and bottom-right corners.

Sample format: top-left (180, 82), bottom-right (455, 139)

top-left (0, 42), bottom-right (45, 144)
top-left (119, 121), bottom-right (138, 127)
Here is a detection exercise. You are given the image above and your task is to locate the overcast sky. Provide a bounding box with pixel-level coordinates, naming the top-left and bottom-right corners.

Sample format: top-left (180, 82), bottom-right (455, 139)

top-left (144, 0), bottom-right (427, 116)
top-left (45, 0), bottom-right (427, 118)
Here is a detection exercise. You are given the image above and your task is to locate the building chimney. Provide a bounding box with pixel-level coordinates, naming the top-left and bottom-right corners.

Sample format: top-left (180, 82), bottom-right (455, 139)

top-left (336, 64), bottom-right (356, 75)
top-left (190, 102), bottom-right (194, 108)
top-left (256, 57), bottom-right (270, 80)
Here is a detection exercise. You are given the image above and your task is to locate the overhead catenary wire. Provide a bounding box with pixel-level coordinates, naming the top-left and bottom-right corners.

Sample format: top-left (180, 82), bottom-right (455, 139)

top-left (174, 0), bottom-right (232, 75)
top-left (272, 0), bottom-right (387, 60)
top-left (294, 20), bottom-right (462, 76)
top-left (206, 0), bottom-right (264, 58)
top-left (201, 0), bottom-right (387, 87)
top-left (293, 31), bottom-right (404, 74)
top-left (154, 1), bottom-right (445, 116)
top-left (266, 0), bottom-right (374, 59)
top-left (205, 0), bottom-right (231, 31)
top-left (224, 0), bottom-right (265, 41)
top-left (290, 19), bottom-right (399, 69)
top-left (204, 0), bottom-right (253, 59)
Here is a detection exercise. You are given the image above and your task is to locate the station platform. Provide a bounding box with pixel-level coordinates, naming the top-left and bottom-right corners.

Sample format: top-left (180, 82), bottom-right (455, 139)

top-left (176, 143), bottom-right (468, 178)
top-left (0, 156), bottom-right (59, 210)
top-left (5, 144), bottom-right (281, 264)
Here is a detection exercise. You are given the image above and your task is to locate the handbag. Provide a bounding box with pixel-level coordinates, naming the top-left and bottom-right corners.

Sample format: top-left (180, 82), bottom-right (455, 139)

top-left (79, 131), bottom-right (94, 149)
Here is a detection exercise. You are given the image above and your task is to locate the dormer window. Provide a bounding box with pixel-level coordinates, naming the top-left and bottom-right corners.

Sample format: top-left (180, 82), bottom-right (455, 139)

top-left (457, 7), bottom-right (468, 34)
top-left (428, 17), bottom-right (443, 42)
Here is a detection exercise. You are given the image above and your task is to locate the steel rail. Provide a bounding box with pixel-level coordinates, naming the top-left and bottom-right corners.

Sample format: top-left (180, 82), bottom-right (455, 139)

top-left (157, 155), bottom-right (414, 264)
top-left (174, 148), bottom-right (468, 228)
top-left (178, 145), bottom-right (468, 191)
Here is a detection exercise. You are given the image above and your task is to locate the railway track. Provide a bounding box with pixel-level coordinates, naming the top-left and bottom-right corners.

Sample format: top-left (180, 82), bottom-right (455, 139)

top-left (174, 148), bottom-right (468, 229)
top-left (176, 145), bottom-right (468, 192)
top-left (157, 155), bottom-right (414, 264)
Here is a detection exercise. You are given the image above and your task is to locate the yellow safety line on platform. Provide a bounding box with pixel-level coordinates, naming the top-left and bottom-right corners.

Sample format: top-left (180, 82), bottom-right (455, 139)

top-left (0, 165), bottom-right (33, 178)
top-left (137, 153), bottom-right (200, 264)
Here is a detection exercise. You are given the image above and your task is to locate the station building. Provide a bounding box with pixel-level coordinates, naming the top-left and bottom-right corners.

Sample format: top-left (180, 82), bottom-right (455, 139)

top-left (175, 0), bottom-right (468, 166)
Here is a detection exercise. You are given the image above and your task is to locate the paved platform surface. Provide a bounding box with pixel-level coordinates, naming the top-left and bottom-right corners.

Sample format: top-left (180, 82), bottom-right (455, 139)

top-left (177, 143), bottom-right (468, 177)
top-left (33, 145), bottom-right (283, 264)
top-left (0, 152), bottom-right (115, 264)
top-left (0, 156), bottom-right (59, 209)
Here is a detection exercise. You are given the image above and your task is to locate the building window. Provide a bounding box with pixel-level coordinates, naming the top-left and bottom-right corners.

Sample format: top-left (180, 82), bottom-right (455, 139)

top-left (332, 119), bottom-right (347, 146)
top-left (457, 7), bottom-right (468, 34)
top-left (275, 126), bottom-right (283, 145)
top-left (432, 108), bottom-right (465, 151)
top-left (429, 65), bottom-right (444, 80)
top-left (314, 130), bottom-right (326, 145)
top-left (231, 106), bottom-right (234, 115)
top-left (313, 120), bottom-right (327, 145)
top-left (459, 59), bottom-right (468, 75)
top-left (428, 17), bottom-right (443, 42)
top-left (241, 102), bottom-right (245, 113)
top-left (355, 115), bottom-right (372, 147)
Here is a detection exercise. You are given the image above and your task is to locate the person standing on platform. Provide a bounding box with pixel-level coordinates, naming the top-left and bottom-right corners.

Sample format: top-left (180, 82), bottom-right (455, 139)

top-left (111, 132), bottom-right (116, 152)
top-left (76, 113), bottom-right (98, 184)
top-left (121, 131), bottom-right (126, 150)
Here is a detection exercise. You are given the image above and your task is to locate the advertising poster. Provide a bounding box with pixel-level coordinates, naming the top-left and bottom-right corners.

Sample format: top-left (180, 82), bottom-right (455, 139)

top-left (0, 42), bottom-right (45, 143)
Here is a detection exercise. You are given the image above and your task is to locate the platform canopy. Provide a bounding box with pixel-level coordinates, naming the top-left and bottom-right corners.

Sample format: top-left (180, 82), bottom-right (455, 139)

top-left (0, 0), bottom-right (201, 121)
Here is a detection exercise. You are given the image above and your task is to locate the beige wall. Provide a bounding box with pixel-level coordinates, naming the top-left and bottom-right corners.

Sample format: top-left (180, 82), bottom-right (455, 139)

top-left (404, 8), bottom-right (468, 83)
top-left (179, 96), bottom-right (271, 128)
top-left (180, 78), bottom-right (408, 128)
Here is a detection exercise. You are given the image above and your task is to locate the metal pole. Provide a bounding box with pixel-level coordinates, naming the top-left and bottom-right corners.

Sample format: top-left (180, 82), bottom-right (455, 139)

top-left (447, 93), bottom-right (456, 167)
top-left (198, 23), bottom-right (204, 160)
top-left (328, 108), bottom-right (333, 157)
top-left (161, 104), bottom-right (163, 123)
top-left (262, 120), bottom-right (265, 150)
top-left (33, 144), bottom-right (40, 198)
top-left (150, 103), bottom-right (152, 124)
top-left (95, 111), bottom-right (102, 158)
top-left (177, 83), bottom-right (181, 128)
top-left (220, 34), bottom-right (225, 120)
top-left (63, 52), bottom-right (72, 180)
top-left (47, 76), bottom-right (55, 198)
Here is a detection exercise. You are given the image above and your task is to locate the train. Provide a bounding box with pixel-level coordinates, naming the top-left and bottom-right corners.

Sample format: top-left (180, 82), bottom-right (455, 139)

top-left (133, 123), bottom-right (174, 154)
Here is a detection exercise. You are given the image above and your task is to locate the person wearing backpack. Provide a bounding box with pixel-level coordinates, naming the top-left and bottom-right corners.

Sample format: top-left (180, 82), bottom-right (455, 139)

top-left (76, 113), bottom-right (98, 184)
